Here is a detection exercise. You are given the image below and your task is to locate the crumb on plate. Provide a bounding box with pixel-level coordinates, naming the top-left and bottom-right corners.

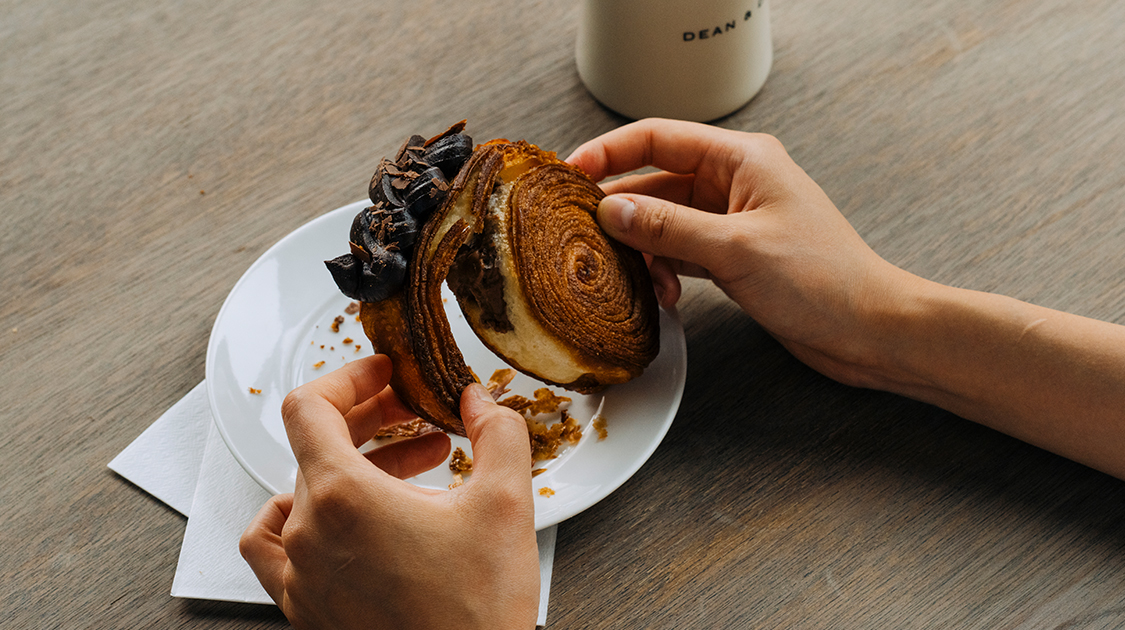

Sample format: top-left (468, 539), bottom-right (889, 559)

top-left (593, 414), bottom-right (608, 440)
top-left (449, 473), bottom-right (464, 490)
top-left (449, 447), bottom-right (473, 474)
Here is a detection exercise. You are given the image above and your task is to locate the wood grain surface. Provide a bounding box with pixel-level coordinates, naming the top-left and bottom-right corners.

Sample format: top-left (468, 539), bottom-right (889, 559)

top-left (3, 0), bottom-right (1124, 627)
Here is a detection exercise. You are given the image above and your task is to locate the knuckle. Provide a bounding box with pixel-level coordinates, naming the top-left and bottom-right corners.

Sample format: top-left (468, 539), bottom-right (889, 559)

top-left (279, 519), bottom-right (313, 563)
top-left (280, 480), bottom-right (357, 562)
top-left (753, 132), bottom-right (785, 152)
top-left (711, 221), bottom-right (756, 278)
top-left (480, 481), bottom-right (531, 521)
top-left (280, 387), bottom-right (311, 421)
top-left (237, 529), bottom-right (258, 561)
top-left (302, 472), bottom-right (354, 514)
top-left (740, 132), bottom-right (789, 167)
top-left (638, 199), bottom-right (675, 242)
top-left (723, 222), bottom-right (755, 252)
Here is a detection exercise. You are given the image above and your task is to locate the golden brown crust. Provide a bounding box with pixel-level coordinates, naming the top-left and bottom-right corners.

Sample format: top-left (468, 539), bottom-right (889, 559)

top-left (360, 295), bottom-right (467, 435)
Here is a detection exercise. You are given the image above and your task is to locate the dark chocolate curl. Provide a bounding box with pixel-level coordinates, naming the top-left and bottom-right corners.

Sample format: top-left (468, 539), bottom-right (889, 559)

top-left (405, 166), bottom-right (447, 220)
top-left (425, 134), bottom-right (474, 180)
top-left (325, 254), bottom-right (363, 301)
top-left (330, 124), bottom-right (475, 303)
top-left (387, 206), bottom-right (420, 249)
top-left (358, 253), bottom-right (407, 302)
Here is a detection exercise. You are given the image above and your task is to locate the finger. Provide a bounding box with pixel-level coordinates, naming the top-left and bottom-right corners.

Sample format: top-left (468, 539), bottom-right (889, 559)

top-left (364, 431), bottom-right (452, 479)
top-left (282, 354), bottom-right (395, 472)
top-left (239, 493), bottom-right (294, 607)
top-left (600, 171), bottom-right (696, 207)
top-left (343, 385), bottom-right (420, 447)
top-left (567, 118), bottom-right (737, 182)
top-left (597, 193), bottom-right (732, 275)
top-left (602, 169), bottom-right (735, 216)
top-left (647, 256), bottom-right (682, 308)
top-left (459, 384), bottom-right (532, 489)
top-left (653, 255), bottom-right (714, 281)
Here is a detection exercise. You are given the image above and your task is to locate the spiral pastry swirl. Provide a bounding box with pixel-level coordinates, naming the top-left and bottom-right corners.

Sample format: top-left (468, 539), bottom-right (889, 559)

top-left (352, 131), bottom-right (659, 436)
top-left (507, 162), bottom-right (657, 379)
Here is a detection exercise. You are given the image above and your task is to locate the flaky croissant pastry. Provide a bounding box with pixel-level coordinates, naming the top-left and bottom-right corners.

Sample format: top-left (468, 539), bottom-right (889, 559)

top-left (326, 122), bottom-right (659, 436)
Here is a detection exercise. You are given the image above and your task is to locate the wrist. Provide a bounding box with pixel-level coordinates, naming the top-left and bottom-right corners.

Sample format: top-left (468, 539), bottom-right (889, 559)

top-left (856, 275), bottom-right (1038, 415)
top-left (846, 271), bottom-right (974, 401)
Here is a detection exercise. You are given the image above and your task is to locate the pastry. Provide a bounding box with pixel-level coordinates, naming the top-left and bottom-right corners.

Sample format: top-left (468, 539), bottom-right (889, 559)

top-left (326, 122), bottom-right (659, 436)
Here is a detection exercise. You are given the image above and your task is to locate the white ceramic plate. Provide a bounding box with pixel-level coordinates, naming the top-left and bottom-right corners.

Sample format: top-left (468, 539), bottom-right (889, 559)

top-left (206, 200), bottom-right (687, 530)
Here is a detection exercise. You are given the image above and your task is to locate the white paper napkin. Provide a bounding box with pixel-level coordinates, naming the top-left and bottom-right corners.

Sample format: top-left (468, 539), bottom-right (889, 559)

top-left (109, 380), bottom-right (556, 624)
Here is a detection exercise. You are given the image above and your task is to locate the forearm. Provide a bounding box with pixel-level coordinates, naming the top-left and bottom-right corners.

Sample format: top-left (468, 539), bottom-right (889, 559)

top-left (868, 277), bottom-right (1125, 479)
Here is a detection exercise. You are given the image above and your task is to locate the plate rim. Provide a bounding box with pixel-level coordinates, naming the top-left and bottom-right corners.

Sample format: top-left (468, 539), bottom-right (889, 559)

top-left (205, 200), bottom-right (687, 529)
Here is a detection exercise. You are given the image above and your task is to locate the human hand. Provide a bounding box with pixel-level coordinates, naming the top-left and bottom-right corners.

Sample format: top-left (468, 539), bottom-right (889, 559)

top-left (567, 118), bottom-right (919, 389)
top-left (571, 119), bottom-right (1125, 481)
top-left (240, 354), bottom-right (539, 630)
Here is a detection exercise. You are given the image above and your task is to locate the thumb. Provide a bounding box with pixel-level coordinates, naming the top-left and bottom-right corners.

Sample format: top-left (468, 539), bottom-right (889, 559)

top-left (240, 493), bottom-right (294, 607)
top-left (460, 384), bottom-right (533, 486)
top-left (598, 193), bottom-right (727, 271)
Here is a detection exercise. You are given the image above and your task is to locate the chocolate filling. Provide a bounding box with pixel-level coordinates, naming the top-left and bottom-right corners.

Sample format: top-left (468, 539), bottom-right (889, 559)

top-left (448, 220), bottom-right (512, 333)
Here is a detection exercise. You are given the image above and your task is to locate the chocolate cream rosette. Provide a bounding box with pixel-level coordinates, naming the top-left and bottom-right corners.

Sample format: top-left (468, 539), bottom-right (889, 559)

top-left (326, 121), bottom-right (659, 436)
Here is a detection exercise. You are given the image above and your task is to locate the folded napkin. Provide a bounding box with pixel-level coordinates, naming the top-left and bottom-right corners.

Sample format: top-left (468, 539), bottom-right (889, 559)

top-left (109, 381), bottom-right (556, 623)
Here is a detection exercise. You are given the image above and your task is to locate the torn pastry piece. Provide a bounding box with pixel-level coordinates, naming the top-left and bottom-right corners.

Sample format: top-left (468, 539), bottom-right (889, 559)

top-left (326, 122), bottom-right (659, 437)
top-left (446, 140), bottom-right (659, 393)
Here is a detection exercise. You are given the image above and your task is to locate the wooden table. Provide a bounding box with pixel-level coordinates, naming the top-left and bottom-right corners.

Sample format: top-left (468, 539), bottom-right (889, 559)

top-left (3, 0), bottom-right (1124, 627)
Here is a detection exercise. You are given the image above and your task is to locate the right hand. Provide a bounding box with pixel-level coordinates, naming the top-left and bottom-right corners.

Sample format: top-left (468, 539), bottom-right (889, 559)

top-left (567, 118), bottom-right (920, 388)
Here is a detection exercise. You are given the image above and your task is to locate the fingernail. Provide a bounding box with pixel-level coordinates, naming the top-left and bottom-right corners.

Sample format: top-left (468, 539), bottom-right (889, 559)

top-left (468, 383), bottom-right (493, 403)
top-left (599, 196), bottom-right (635, 233)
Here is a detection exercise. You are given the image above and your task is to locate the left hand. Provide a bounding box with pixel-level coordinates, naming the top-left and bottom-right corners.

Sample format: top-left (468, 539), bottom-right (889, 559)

top-left (239, 354), bottom-right (540, 630)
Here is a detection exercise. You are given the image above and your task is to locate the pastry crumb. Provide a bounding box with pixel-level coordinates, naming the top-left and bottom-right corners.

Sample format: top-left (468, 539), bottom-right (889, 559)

top-left (330, 315), bottom-right (345, 332)
top-left (373, 418), bottom-right (441, 439)
top-left (248, 387), bottom-right (262, 395)
top-left (449, 473), bottom-right (464, 490)
top-left (531, 468), bottom-right (547, 478)
top-left (312, 361), bottom-right (326, 370)
top-left (449, 447), bottom-right (473, 474)
top-left (498, 394), bottom-right (533, 414)
top-left (486, 368), bottom-right (517, 399)
top-left (538, 487), bottom-right (555, 497)
top-left (527, 412), bottom-right (582, 462)
top-left (529, 388), bottom-right (571, 416)
top-left (344, 301), bottom-right (360, 315)
top-left (593, 414), bottom-right (608, 440)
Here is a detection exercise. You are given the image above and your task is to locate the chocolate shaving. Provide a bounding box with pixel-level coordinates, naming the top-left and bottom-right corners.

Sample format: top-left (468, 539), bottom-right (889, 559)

top-left (349, 241), bottom-right (372, 263)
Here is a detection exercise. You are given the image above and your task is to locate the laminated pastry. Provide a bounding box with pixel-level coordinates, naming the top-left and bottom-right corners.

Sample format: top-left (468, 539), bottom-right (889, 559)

top-left (326, 122), bottom-right (659, 436)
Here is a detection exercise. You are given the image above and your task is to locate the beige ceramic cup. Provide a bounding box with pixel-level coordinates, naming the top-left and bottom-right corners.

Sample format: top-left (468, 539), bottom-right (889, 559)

top-left (577, 0), bottom-right (772, 121)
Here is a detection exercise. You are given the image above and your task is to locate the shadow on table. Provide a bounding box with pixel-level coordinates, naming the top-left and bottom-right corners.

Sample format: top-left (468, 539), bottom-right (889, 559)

top-left (551, 285), bottom-right (1125, 629)
top-left (180, 598), bottom-right (286, 623)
